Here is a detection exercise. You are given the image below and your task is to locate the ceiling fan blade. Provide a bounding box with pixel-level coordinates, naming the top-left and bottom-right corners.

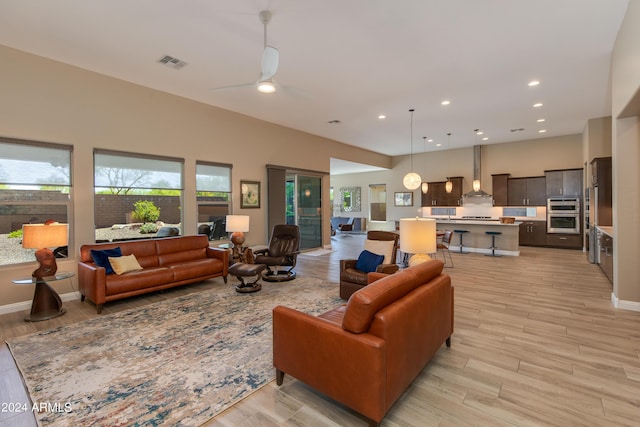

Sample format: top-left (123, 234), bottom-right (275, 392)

top-left (260, 46), bottom-right (279, 80)
top-left (209, 83), bottom-right (254, 92)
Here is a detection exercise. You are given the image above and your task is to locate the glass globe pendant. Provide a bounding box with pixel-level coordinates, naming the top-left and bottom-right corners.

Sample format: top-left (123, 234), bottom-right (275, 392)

top-left (403, 172), bottom-right (422, 190)
top-left (403, 109), bottom-right (422, 190)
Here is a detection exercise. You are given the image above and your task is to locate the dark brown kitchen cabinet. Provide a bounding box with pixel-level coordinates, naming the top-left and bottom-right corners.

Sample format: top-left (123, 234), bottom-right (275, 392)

top-left (599, 232), bottom-right (613, 284)
top-left (546, 233), bottom-right (582, 249)
top-left (519, 221), bottom-right (547, 246)
top-left (492, 174), bottom-right (509, 206)
top-left (507, 176), bottom-right (546, 206)
top-left (545, 169), bottom-right (582, 197)
top-left (591, 157), bottom-right (612, 226)
top-left (421, 177), bottom-right (463, 206)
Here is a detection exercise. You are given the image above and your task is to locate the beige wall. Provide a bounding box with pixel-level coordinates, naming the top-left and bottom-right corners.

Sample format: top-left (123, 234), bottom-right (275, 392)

top-left (0, 44), bottom-right (390, 306)
top-left (611, 0), bottom-right (640, 306)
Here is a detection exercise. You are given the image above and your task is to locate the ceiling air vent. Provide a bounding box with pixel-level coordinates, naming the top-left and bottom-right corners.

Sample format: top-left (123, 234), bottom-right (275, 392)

top-left (158, 55), bottom-right (187, 69)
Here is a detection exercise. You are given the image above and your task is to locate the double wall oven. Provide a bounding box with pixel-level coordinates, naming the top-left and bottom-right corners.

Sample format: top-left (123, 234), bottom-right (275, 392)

top-left (547, 197), bottom-right (580, 234)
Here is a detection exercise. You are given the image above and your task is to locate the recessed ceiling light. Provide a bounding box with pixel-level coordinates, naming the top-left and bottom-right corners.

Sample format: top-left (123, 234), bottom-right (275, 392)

top-left (482, 137), bottom-right (489, 141)
top-left (476, 131), bottom-right (483, 135)
top-left (533, 103), bottom-right (543, 108)
top-left (441, 100), bottom-right (451, 106)
top-left (537, 118), bottom-right (546, 122)
top-left (538, 129), bottom-right (547, 133)
top-left (378, 114), bottom-right (386, 119)
top-left (436, 143), bottom-right (442, 147)
top-left (427, 138), bottom-right (433, 143)
top-left (528, 80), bottom-right (540, 87)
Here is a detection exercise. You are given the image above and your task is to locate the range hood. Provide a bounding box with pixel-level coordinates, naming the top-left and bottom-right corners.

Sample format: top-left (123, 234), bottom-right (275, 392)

top-left (462, 145), bottom-right (493, 201)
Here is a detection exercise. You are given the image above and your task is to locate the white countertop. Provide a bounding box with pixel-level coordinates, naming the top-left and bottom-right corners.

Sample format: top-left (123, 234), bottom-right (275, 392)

top-left (431, 218), bottom-right (522, 226)
top-left (597, 225), bottom-right (614, 237)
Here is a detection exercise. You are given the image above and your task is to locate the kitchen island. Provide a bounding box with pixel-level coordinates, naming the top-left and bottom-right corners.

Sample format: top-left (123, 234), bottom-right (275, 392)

top-left (433, 219), bottom-right (522, 256)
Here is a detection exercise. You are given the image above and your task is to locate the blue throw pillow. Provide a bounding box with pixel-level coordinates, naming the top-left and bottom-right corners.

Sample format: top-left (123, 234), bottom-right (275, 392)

top-left (355, 249), bottom-right (385, 274)
top-left (90, 247), bottom-right (122, 275)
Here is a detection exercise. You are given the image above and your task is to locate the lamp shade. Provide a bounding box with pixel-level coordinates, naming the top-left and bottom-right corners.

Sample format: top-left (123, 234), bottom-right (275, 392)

top-left (399, 218), bottom-right (436, 255)
top-left (225, 215), bottom-right (250, 232)
top-left (22, 223), bottom-right (68, 249)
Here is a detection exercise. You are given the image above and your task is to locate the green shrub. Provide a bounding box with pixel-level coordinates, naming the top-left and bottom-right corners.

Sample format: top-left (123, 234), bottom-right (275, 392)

top-left (132, 200), bottom-right (160, 223)
top-left (139, 223), bottom-right (159, 234)
top-left (8, 229), bottom-right (23, 239)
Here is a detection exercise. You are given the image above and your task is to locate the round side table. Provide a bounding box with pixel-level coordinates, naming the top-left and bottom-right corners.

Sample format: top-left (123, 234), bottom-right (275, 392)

top-left (12, 271), bottom-right (74, 322)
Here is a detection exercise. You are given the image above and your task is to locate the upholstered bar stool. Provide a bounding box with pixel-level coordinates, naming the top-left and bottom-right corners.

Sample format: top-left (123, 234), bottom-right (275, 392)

top-left (453, 229), bottom-right (470, 254)
top-left (485, 231), bottom-right (502, 257)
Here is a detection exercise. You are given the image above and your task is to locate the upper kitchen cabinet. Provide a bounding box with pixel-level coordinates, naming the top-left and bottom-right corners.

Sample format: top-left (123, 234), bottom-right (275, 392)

top-left (421, 177), bottom-right (463, 206)
top-left (545, 168), bottom-right (583, 197)
top-left (507, 176), bottom-right (546, 206)
top-left (491, 174), bottom-right (510, 206)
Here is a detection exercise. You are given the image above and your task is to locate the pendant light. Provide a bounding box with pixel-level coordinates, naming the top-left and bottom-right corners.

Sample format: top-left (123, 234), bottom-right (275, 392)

top-left (403, 109), bottom-right (422, 190)
top-left (445, 133), bottom-right (453, 193)
top-left (421, 136), bottom-right (429, 194)
top-left (472, 129), bottom-right (481, 191)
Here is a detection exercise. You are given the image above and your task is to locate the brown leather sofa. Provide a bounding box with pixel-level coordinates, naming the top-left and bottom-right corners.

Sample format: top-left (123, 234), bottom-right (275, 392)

top-left (79, 235), bottom-right (228, 313)
top-left (273, 260), bottom-right (453, 426)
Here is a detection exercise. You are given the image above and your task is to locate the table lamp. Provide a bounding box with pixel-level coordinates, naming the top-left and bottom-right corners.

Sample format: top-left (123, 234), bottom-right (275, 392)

top-left (399, 217), bottom-right (436, 267)
top-left (226, 215), bottom-right (250, 261)
top-left (22, 221), bottom-right (69, 279)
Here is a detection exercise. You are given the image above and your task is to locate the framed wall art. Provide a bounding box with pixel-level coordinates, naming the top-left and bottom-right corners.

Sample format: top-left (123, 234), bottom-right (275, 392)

top-left (394, 192), bottom-right (413, 207)
top-left (240, 180), bottom-right (260, 208)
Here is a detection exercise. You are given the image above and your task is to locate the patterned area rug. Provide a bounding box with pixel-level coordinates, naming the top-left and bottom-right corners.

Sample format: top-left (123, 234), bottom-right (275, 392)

top-left (6, 277), bottom-right (343, 426)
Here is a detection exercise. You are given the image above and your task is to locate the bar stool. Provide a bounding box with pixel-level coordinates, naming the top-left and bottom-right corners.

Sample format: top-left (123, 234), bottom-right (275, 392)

top-left (485, 231), bottom-right (502, 257)
top-left (453, 229), bottom-right (470, 254)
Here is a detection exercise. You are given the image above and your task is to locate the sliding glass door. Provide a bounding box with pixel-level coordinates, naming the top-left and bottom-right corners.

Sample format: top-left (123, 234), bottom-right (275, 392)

top-left (286, 173), bottom-right (322, 250)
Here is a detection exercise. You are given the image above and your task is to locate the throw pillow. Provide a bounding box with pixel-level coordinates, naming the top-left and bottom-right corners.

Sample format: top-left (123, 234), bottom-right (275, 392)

top-left (363, 239), bottom-right (395, 264)
top-left (355, 250), bottom-right (385, 274)
top-left (109, 254), bottom-right (143, 275)
top-left (90, 247), bottom-right (122, 275)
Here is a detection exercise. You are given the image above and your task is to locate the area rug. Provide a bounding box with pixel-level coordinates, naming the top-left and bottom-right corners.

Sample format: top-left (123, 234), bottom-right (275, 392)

top-left (6, 277), bottom-right (343, 426)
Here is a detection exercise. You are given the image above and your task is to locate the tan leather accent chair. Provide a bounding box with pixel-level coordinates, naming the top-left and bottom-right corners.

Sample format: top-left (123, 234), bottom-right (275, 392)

top-left (339, 230), bottom-right (399, 299)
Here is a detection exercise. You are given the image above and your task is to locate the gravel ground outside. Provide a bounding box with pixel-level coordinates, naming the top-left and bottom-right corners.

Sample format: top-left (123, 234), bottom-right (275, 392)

top-left (1, 223), bottom-right (183, 266)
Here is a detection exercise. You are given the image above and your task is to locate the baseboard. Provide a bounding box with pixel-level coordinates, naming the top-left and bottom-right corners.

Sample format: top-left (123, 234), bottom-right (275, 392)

top-left (0, 291), bottom-right (81, 316)
top-left (611, 292), bottom-right (640, 312)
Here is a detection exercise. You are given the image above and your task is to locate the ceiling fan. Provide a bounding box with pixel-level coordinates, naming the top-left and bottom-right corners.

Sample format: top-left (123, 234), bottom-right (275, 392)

top-left (212, 10), bottom-right (281, 94)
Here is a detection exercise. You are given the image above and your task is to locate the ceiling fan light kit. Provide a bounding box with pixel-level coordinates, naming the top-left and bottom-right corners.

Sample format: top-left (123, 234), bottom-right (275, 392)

top-left (257, 79), bottom-right (276, 93)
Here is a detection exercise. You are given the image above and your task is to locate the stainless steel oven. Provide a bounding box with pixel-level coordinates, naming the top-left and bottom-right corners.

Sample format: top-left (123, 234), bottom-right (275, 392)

top-left (547, 213), bottom-right (580, 234)
top-left (547, 197), bottom-right (581, 234)
top-left (547, 197), bottom-right (580, 214)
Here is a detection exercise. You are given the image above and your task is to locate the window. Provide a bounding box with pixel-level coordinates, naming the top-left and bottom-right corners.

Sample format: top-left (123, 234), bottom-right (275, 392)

top-left (94, 150), bottom-right (183, 242)
top-left (196, 162), bottom-right (231, 240)
top-left (0, 138), bottom-right (72, 267)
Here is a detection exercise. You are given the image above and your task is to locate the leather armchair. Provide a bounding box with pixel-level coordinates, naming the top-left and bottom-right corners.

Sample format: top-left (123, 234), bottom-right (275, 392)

top-left (254, 224), bottom-right (300, 282)
top-left (339, 230), bottom-right (399, 299)
top-left (273, 260), bottom-right (454, 426)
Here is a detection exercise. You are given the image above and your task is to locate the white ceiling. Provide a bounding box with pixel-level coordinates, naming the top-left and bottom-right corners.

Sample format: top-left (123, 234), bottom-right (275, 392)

top-left (0, 0), bottom-right (629, 158)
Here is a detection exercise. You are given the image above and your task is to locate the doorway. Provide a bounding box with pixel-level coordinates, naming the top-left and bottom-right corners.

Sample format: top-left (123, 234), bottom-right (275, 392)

top-left (286, 173), bottom-right (322, 250)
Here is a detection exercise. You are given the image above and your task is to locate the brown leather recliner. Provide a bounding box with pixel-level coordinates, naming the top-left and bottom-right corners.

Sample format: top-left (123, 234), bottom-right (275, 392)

top-left (254, 224), bottom-right (300, 282)
top-left (339, 230), bottom-right (399, 299)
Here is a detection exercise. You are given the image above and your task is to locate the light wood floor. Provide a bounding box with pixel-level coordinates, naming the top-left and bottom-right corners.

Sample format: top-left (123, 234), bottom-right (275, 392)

top-left (2, 235), bottom-right (639, 426)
